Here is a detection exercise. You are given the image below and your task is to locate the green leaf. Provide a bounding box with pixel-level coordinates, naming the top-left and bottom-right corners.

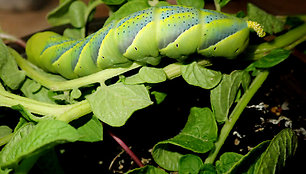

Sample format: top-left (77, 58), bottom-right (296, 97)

top-left (247, 3), bottom-right (285, 34)
top-left (70, 88), bottom-right (82, 100)
top-left (11, 105), bottom-right (44, 122)
top-left (199, 164), bottom-right (217, 174)
top-left (126, 165), bottom-right (168, 174)
top-left (47, 0), bottom-right (76, 26)
top-left (20, 79), bottom-right (56, 104)
top-left (152, 143), bottom-right (184, 171)
top-left (0, 168), bottom-right (11, 174)
top-left (0, 42), bottom-right (25, 90)
top-left (169, 107), bottom-right (218, 152)
top-left (102, 0), bottom-right (125, 5)
top-left (210, 71), bottom-right (244, 123)
top-left (241, 71), bottom-right (251, 91)
top-left (0, 120), bottom-right (79, 168)
top-left (181, 62), bottom-right (222, 89)
top-left (226, 140), bottom-right (270, 173)
top-left (35, 148), bottom-right (64, 174)
top-left (253, 128), bottom-right (298, 174)
top-left (252, 48), bottom-right (291, 68)
top-left (151, 91), bottom-right (167, 104)
top-left (153, 1), bottom-right (171, 7)
top-left (236, 11), bottom-right (246, 18)
top-left (76, 115), bottom-right (103, 142)
top-left (179, 154), bottom-right (204, 174)
top-left (63, 27), bottom-right (85, 39)
top-left (285, 16), bottom-right (304, 28)
top-left (215, 152), bottom-right (243, 174)
top-left (216, 0), bottom-right (232, 8)
top-left (68, 1), bottom-right (87, 28)
top-left (125, 67), bottom-right (167, 84)
top-left (0, 126), bottom-right (12, 139)
top-left (0, 126), bottom-right (13, 147)
top-left (86, 83), bottom-right (153, 127)
top-left (104, 0), bottom-right (150, 26)
top-left (177, 0), bottom-right (204, 9)
top-left (152, 107), bottom-right (218, 171)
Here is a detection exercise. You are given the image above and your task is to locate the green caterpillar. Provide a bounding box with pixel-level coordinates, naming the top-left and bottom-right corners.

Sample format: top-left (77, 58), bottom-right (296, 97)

top-left (26, 5), bottom-right (265, 79)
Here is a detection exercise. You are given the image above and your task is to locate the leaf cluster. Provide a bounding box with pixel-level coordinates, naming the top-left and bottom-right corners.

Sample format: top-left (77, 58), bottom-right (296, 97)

top-left (0, 0), bottom-right (305, 173)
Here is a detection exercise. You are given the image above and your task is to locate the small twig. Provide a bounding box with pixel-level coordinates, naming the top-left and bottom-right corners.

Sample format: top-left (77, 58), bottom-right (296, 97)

top-left (109, 148), bottom-right (126, 170)
top-left (0, 33), bottom-right (26, 48)
top-left (108, 130), bottom-right (144, 168)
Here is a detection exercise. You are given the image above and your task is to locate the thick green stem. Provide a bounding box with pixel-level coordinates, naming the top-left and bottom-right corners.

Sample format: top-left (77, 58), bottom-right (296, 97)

top-left (57, 100), bottom-right (92, 122)
top-left (0, 83), bottom-right (91, 121)
top-left (204, 71), bottom-right (269, 164)
top-left (214, 0), bottom-right (221, 11)
top-left (163, 59), bottom-right (211, 80)
top-left (13, 48), bottom-right (141, 91)
top-left (248, 23), bottom-right (306, 60)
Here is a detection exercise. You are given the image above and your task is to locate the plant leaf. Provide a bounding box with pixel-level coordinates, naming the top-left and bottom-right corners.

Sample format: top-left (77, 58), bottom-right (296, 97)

top-left (226, 140), bottom-right (270, 173)
top-left (181, 62), bottom-right (222, 89)
top-left (126, 165), bottom-right (168, 174)
top-left (0, 42), bottom-right (25, 90)
top-left (0, 120), bottom-right (79, 168)
top-left (63, 27), bottom-right (85, 39)
top-left (179, 154), bottom-right (204, 174)
top-left (0, 126), bottom-right (12, 139)
top-left (20, 79), bottom-right (56, 104)
top-left (153, 1), bottom-right (171, 7)
top-left (68, 0), bottom-right (87, 28)
top-left (104, 0), bottom-right (150, 26)
top-left (152, 143), bottom-right (184, 171)
top-left (177, 0), bottom-right (205, 9)
top-left (151, 91), bottom-right (167, 104)
top-left (47, 0), bottom-right (76, 26)
top-left (253, 128), bottom-right (298, 174)
top-left (35, 148), bottom-right (64, 174)
top-left (102, 0), bottom-right (125, 5)
top-left (252, 48), bottom-right (291, 68)
top-left (75, 115), bottom-right (103, 142)
top-left (215, 152), bottom-right (243, 174)
top-left (210, 71), bottom-right (244, 123)
top-left (86, 83), bottom-right (153, 127)
top-left (216, 0), bottom-right (232, 8)
top-left (247, 3), bottom-right (285, 34)
top-left (125, 67), bottom-right (167, 84)
top-left (199, 164), bottom-right (217, 174)
top-left (152, 107), bottom-right (218, 171)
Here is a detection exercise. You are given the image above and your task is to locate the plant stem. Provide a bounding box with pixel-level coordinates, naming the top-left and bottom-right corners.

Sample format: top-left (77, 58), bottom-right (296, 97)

top-left (13, 49), bottom-right (142, 91)
top-left (163, 59), bottom-right (211, 80)
top-left (204, 71), bottom-right (269, 164)
top-left (57, 100), bottom-right (92, 122)
top-left (248, 23), bottom-right (306, 60)
top-left (108, 130), bottom-right (144, 168)
top-left (0, 33), bottom-right (26, 48)
top-left (0, 133), bottom-right (13, 147)
top-left (0, 83), bottom-right (92, 121)
top-left (214, 0), bottom-right (221, 11)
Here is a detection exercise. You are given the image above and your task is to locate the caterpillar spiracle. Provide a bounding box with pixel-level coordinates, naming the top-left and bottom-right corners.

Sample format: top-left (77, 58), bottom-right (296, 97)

top-left (26, 5), bottom-right (265, 79)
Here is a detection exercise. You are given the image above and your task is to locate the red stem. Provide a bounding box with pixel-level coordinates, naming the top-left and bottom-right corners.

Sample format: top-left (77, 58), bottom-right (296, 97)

top-left (108, 130), bottom-right (144, 168)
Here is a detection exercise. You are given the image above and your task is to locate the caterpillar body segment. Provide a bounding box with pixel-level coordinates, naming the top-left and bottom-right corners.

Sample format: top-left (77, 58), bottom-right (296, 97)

top-left (26, 5), bottom-right (258, 79)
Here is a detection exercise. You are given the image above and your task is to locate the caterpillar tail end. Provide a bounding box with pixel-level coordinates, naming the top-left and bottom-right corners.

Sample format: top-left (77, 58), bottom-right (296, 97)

top-left (26, 31), bottom-right (59, 68)
top-left (247, 21), bottom-right (266, 38)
